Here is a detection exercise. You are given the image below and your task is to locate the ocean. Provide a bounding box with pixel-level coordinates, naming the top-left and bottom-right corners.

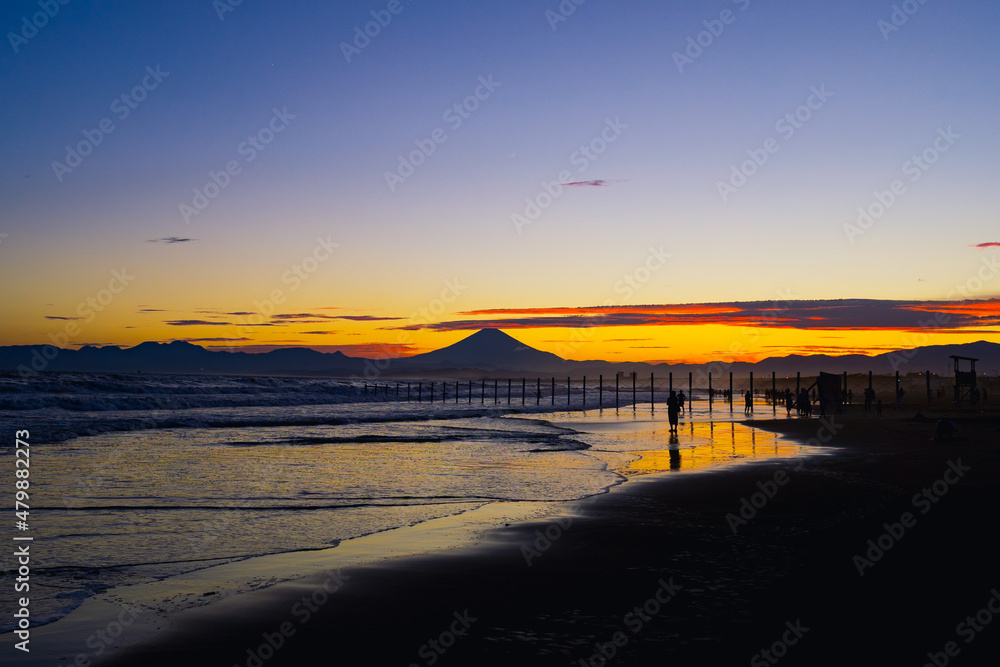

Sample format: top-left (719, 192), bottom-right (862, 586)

top-left (0, 372), bottom-right (821, 634)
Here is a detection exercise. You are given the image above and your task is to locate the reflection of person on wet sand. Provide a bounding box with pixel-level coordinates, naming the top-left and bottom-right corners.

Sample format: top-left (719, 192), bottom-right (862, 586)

top-left (667, 390), bottom-right (680, 433)
top-left (669, 446), bottom-right (681, 470)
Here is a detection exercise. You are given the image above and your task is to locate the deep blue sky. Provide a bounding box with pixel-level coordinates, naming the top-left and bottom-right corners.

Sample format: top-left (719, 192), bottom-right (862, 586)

top-left (2, 0), bottom-right (999, 358)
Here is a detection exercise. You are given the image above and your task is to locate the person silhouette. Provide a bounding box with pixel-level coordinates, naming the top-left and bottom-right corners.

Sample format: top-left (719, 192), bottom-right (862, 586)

top-left (667, 390), bottom-right (680, 433)
top-left (677, 390), bottom-right (686, 415)
top-left (744, 389), bottom-right (753, 416)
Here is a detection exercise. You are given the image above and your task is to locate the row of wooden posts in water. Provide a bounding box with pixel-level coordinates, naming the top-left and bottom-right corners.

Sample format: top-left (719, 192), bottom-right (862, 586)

top-left (362, 370), bottom-right (935, 409)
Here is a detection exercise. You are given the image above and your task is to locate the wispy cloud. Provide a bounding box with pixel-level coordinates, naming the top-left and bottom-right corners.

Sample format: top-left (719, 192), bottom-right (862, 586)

top-left (384, 299), bottom-right (1000, 333)
top-left (562, 179), bottom-right (621, 187)
top-left (147, 237), bottom-right (197, 244)
top-left (166, 337), bottom-right (253, 343)
top-left (271, 313), bottom-right (341, 320)
top-left (165, 320), bottom-right (232, 327)
top-left (271, 313), bottom-right (404, 322)
top-left (44, 315), bottom-right (84, 321)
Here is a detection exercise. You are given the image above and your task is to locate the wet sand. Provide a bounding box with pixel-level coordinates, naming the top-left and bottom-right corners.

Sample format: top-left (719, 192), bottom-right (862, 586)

top-left (88, 408), bottom-right (1000, 665)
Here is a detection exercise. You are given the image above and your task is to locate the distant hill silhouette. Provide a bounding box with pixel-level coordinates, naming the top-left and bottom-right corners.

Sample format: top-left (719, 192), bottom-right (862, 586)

top-left (0, 340), bottom-right (366, 376)
top-left (1, 330), bottom-right (998, 378)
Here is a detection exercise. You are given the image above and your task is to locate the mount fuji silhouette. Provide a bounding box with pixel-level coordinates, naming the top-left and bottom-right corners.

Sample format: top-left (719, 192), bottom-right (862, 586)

top-left (396, 328), bottom-right (566, 372)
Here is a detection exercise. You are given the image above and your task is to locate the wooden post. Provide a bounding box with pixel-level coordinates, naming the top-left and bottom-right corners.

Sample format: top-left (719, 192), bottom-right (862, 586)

top-left (843, 371), bottom-right (847, 405)
top-left (583, 376), bottom-right (587, 407)
top-left (407, 382), bottom-right (411, 402)
top-left (650, 373), bottom-right (654, 409)
top-left (481, 380), bottom-right (485, 404)
top-left (750, 372), bottom-right (754, 401)
top-left (632, 372), bottom-right (636, 406)
top-left (599, 375), bottom-right (603, 408)
top-left (688, 372), bottom-right (693, 408)
top-left (669, 372), bottom-right (673, 392)
top-left (772, 372), bottom-right (776, 413)
top-left (868, 371), bottom-right (873, 390)
top-left (507, 379), bottom-right (511, 404)
top-left (708, 372), bottom-right (713, 411)
top-left (536, 378), bottom-right (541, 405)
top-left (522, 378), bottom-right (526, 406)
top-left (441, 382), bottom-right (445, 403)
top-left (430, 381), bottom-right (434, 402)
top-left (895, 370), bottom-right (900, 407)
top-left (468, 380), bottom-right (472, 404)
top-left (494, 379), bottom-right (498, 405)
top-left (418, 382), bottom-right (422, 402)
top-left (456, 381), bottom-right (459, 404)
top-left (729, 372), bottom-right (733, 410)
top-left (796, 372), bottom-right (801, 393)
top-left (551, 377), bottom-right (555, 406)
top-left (567, 377), bottom-right (570, 405)
top-left (615, 373), bottom-right (619, 409)
top-left (926, 370), bottom-right (931, 407)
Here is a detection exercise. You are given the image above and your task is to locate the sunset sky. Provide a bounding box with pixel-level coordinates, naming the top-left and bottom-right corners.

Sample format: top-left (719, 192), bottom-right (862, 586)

top-left (2, 0), bottom-right (999, 363)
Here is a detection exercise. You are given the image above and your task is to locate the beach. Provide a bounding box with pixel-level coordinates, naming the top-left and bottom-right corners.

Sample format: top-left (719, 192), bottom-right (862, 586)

top-left (26, 405), bottom-right (993, 666)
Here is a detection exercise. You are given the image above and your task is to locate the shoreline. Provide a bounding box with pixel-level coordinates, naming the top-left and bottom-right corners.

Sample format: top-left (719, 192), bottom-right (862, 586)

top-left (18, 408), bottom-right (1000, 665)
top-left (10, 411), bottom-right (807, 665)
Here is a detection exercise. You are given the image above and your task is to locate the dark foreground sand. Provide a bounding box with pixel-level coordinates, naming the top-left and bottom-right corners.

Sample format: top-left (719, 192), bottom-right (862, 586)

top-left (104, 409), bottom-right (1000, 666)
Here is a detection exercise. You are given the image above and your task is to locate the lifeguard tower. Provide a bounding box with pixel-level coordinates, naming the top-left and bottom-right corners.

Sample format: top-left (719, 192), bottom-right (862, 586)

top-left (950, 355), bottom-right (979, 404)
